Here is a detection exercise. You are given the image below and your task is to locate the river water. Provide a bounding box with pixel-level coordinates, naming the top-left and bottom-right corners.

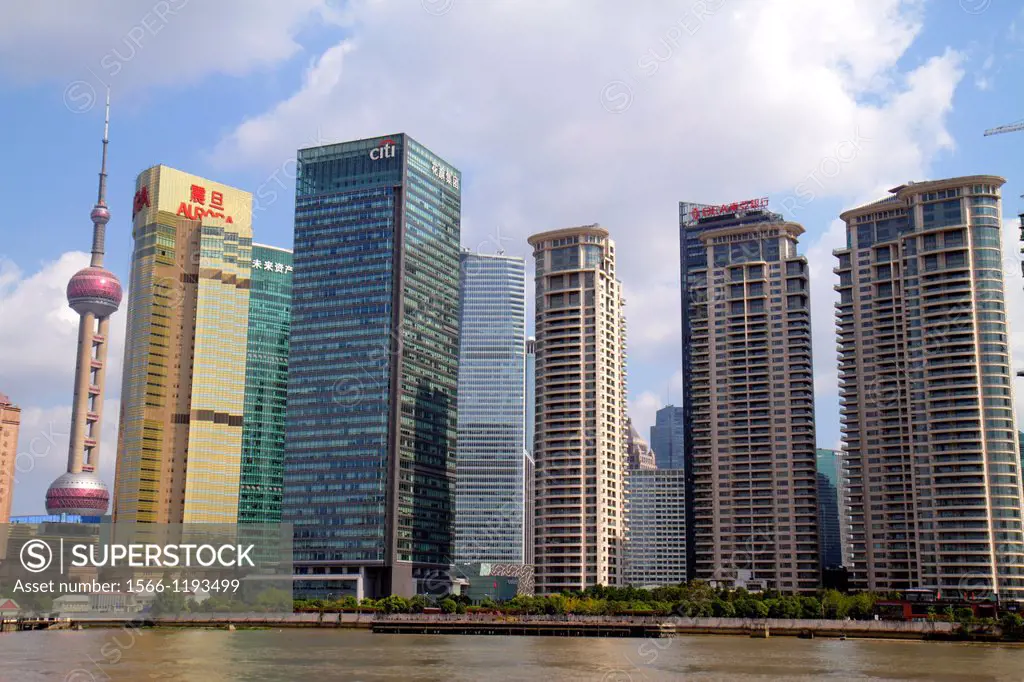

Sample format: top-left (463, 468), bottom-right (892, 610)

top-left (3, 629), bottom-right (1024, 681)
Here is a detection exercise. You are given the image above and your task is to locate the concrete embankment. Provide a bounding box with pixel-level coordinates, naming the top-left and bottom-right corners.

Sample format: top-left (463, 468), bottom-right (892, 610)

top-left (371, 615), bottom-right (959, 640)
top-left (5, 615), bottom-right (963, 640)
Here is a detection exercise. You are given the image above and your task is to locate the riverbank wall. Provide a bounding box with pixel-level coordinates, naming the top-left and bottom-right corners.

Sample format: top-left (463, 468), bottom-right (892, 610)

top-left (5, 614), bottom-right (963, 640)
top-left (371, 615), bottom-right (959, 639)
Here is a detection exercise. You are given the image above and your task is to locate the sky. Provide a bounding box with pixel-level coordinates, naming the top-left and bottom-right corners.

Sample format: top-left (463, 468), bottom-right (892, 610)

top-left (0, 0), bottom-right (1022, 517)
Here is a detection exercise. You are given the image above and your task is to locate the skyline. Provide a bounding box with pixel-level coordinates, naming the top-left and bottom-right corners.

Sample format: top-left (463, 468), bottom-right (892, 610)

top-left (2, 0), bottom-right (1024, 516)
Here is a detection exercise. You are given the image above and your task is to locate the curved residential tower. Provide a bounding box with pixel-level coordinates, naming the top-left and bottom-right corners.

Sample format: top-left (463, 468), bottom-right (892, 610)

top-left (45, 91), bottom-right (122, 516)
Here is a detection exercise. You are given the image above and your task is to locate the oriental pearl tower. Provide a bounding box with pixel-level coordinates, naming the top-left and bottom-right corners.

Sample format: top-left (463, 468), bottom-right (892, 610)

top-left (44, 90), bottom-right (122, 517)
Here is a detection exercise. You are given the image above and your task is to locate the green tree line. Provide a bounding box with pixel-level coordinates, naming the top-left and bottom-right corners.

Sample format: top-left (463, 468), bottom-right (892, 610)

top-left (293, 582), bottom-right (886, 620)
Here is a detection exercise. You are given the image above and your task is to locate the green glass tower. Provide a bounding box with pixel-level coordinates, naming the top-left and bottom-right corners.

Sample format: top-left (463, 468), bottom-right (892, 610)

top-left (239, 243), bottom-right (293, 523)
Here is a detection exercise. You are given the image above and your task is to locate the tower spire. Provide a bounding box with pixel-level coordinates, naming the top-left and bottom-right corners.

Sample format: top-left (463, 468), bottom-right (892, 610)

top-left (98, 87), bottom-right (109, 205)
top-left (89, 88), bottom-right (111, 267)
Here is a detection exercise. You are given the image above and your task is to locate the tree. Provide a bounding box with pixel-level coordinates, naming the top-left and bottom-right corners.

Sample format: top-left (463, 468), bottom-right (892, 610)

top-left (150, 590), bottom-right (187, 616)
top-left (377, 595), bottom-right (410, 614)
top-left (799, 596), bottom-right (822, 619)
top-left (820, 590), bottom-right (845, 619)
top-left (954, 607), bottom-right (974, 624)
top-left (846, 593), bottom-right (876, 620)
top-left (255, 588), bottom-right (292, 612)
top-left (1000, 612), bottom-right (1023, 638)
top-left (409, 595), bottom-right (433, 613)
top-left (440, 598), bottom-right (458, 614)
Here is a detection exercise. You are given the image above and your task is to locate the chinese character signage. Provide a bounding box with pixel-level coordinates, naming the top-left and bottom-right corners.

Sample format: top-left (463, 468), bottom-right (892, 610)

top-left (690, 197), bottom-right (769, 222)
top-left (430, 161), bottom-right (459, 190)
top-left (178, 183), bottom-right (235, 223)
top-left (251, 259), bottom-right (292, 274)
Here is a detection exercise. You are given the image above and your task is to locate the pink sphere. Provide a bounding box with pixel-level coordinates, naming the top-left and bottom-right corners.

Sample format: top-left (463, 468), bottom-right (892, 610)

top-left (67, 266), bottom-right (122, 317)
top-left (45, 472), bottom-right (110, 516)
top-left (90, 204), bottom-right (111, 225)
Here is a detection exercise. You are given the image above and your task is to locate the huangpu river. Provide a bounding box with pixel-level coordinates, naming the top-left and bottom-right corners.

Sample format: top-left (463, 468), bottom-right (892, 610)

top-left (4, 629), bottom-right (1024, 681)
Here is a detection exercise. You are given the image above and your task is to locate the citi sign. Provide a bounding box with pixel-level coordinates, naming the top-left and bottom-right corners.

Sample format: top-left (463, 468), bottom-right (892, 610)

top-left (370, 138), bottom-right (397, 160)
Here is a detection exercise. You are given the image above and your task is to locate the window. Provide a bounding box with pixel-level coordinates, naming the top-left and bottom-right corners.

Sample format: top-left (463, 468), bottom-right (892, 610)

top-left (857, 224), bottom-right (874, 248)
top-left (550, 246), bottom-right (579, 272)
top-left (714, 245), bottom-right (730, 267)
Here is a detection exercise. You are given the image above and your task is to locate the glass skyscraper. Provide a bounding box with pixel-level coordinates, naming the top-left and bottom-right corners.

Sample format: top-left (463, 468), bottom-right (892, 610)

top-left (650, 405), bottom-right (684, 470)
top-left (283, 134), bottom-right (461, 599)
top-left (239, 244), bottom-right (293, 524)
top-left (816, 448), bottom-right (844, 570)
top-left (454, 251), bottom-right (527, 565)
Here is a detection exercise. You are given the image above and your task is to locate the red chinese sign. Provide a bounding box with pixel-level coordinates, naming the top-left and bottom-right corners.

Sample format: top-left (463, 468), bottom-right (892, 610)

top-left (690, 197), bottom-right (769, 221)
top-left (177, 183), bottom-right (234, 223)
top-left (132, 186), bottom-right (151, 218)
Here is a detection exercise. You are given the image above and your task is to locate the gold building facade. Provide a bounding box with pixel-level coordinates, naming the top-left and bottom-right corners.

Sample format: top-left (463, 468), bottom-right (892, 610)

top-left (113, 165), bottom-right (252, 523)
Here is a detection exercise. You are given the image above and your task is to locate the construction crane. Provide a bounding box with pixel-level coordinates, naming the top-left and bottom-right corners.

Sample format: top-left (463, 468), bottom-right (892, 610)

top-left (984, 120), bottom-right (1024, 136)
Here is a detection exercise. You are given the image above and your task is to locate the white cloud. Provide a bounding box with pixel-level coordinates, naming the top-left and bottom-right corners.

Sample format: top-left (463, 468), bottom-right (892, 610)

top-left (807, 219), bottom-right (848, 401)
top-left (0, 252), bottom-right (125, 405)
top-left (0, 252), bottom-right (124, 516)
top-left (211, 0), bottom-right (966, 385)
top-left (0, 0), bottom-right (334, 108)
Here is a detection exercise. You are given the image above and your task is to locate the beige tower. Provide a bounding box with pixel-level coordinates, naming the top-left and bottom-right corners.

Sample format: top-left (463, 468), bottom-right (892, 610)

top-left (529, 225), bottom-right (628, 593)
top-left (836, 176), bottom-right (1024, 601)
top-left (0, 393), bottom-right (21, 524)
top-left (114, 165), bottom-right (252, 524)
top-left (687, 219), bottom-right (819, 593)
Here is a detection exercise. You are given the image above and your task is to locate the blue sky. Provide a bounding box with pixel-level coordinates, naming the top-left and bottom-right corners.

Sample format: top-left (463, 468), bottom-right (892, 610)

top-left (0, 0), bottom-right (1022, 515)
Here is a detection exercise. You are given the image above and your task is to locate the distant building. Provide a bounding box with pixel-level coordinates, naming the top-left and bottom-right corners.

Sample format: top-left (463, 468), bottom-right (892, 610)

top-left (626, 418), bottom-right (656, 471)
top-left (649, 405), bottom-right (684, 470)
top-left (0, 393), bottom-right (20, 525)
top-left (454, 562), bottom-right (535, 601)
top-left (455, 251), bottom-right (529, 566)
top-left (525, 337), bottom-right (536, 567)
top-left (526, 337), bottom-right (536, 454)
top-left (625, 469), bottom-right (687, 587)
top-left (816, 448), bottom-right (845, 569)
top-left (238, 244), bottom-right (293, 524)
top-left (10, 514), bottom-right (103, 524)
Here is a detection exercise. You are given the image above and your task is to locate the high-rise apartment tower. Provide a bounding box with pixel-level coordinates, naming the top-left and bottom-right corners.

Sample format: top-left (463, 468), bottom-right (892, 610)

top-left (682, 207), bottom-right (818, 593)
top-left (835, 177), bottom-right (1024, 601)
top-left (529, 224), bottom-right (628, 593)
